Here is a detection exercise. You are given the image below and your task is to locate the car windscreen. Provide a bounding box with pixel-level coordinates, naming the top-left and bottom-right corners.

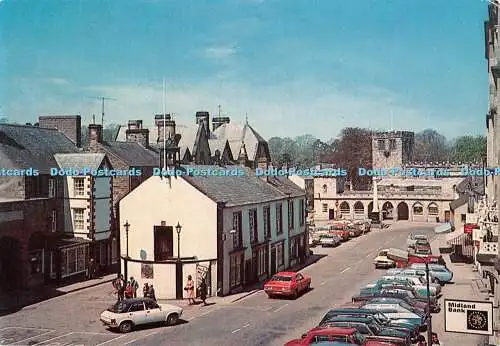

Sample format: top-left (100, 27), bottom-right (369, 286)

top-left (271, 275), bottom-right (292, 281)
top-left (107, 301), bottom-right (128, 313)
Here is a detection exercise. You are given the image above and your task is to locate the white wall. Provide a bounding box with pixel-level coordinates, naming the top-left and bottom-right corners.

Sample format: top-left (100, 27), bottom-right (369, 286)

top-left (63, 176), bottom-right (91, 238)
top-left (94, 176), bottom-right (112, 241)
top-left (119, 175), bottom-right (218, 299)
top-left (221, 195), bottom-right (306, 295)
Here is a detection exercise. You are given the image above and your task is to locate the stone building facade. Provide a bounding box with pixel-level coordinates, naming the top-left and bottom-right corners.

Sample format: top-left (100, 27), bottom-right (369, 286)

top-left (38, 115), bottom-right (82, 148)
top-left (372, 131), bottom-right (414, 170)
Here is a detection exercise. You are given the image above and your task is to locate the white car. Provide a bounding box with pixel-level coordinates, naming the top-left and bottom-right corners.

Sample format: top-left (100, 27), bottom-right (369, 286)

top-left (320, 234), bottom-right (341, 247)
top-left (100, 298), bottom-right (183, 333)
top-left (382, 275), bottom-right (440, 295)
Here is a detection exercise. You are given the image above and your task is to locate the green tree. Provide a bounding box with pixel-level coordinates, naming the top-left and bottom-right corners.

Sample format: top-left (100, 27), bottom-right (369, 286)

top-left (328, 127), bottom-right (372, 190)
top-left (413, 129), bottom-right (450, 162)
top-left (450, 135), bottom-right (486, 163)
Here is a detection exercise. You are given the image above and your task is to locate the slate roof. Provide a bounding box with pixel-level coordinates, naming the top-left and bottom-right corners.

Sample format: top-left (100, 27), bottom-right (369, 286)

top-left (449, 194), bottom-right (468, 210)
top-left (0, 124), bottom-right (80, 174)
top-left (116, 123), bottom-right (200, 160)
top-left (102, 141), bottom-right (158, 166)
top-left (116, 120), bottom-right (267, 162)
top-left (54, 153), bottom-right (106, 171)
top-left (181, 165), bottom-right (305, 207)
top-left (212, 123), bottom-right (265, 161)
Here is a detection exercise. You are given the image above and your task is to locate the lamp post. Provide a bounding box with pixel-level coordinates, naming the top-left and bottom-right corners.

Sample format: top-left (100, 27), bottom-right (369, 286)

top-left (425, 260), bottom-right (433, 344)
top-left (123, 221), bottom-right (130, 280)
top-left (175, 222), bottom-right (183, 299)
top-left (176, 222), bottom-right (182, 260)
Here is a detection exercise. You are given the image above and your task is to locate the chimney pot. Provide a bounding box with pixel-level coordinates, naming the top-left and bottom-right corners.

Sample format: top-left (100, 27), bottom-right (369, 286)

top-left (88, 124), bottom-right (103, 150)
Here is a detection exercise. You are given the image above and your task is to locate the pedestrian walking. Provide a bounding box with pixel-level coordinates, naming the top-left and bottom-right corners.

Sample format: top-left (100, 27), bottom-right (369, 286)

top-left (148, 284), bottom-right (156, 301)
top-left (143, 283), bottom-right (149, 298)
top-left (431, 332), bottom-right (441, 345)
top-left (185, 275), bottom-right (195, 305)
top-left (87, 258), bottom-right (95, 279)
top-left (199, 277), bottom-right (208, 306)
top-left (112, 274), bottom-right (125, 301)
top-left (130, 277), bottom-right (139, 298)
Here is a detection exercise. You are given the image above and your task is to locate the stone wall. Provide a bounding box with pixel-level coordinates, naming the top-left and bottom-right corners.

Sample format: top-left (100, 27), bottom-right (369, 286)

top-left (38, 115), bottom-right (82, 147)
top-left (371, 131), bottom-right (414, 170)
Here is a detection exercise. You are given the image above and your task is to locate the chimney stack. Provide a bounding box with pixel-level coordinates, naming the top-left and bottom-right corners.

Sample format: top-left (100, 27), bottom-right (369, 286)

top-left (126, 120), bottom-right (150, 147)
top-left (212, 116), bottom-right (230, 131)
top-left (88, 124), bottom-right (103, 151)
top-left (38, 115), bottom-right (82, 147)
top-left (155, 114), bottom-right (175, 144)
top-left (196, 111), bottom-right (210, 135)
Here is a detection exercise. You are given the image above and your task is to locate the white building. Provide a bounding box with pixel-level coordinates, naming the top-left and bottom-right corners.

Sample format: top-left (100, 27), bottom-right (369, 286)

top-left (118, 165), bottom-right (307, 299)
top-left (54, 153), bottom-right (115, 277)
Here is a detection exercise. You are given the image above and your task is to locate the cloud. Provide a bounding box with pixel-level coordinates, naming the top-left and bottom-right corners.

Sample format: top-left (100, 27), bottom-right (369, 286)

top-left (203, 45), bottom-right (237, 60)
top-left (4, 76), bottom-right (480, 142)
top-left (44, 78), bottom-right (71, 85)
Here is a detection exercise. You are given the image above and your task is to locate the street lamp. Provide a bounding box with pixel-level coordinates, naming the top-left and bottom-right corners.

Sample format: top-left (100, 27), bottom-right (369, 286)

top-left (175, 222), bottom-right (183, 299)
top-left (425, 260), bottom-right (433, 344)
top-left (124, 221), bottom-right (130, 280)
top-left (175, 222), bottom-right (182, 260)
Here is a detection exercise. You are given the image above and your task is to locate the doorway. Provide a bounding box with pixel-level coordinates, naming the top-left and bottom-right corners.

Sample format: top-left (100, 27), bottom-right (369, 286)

top-left (397, 202), bottom-right (409, 220)
top-left (328, 209), bottom-right (335, 220)
top-left (270, 247), bottom-right (277, 275)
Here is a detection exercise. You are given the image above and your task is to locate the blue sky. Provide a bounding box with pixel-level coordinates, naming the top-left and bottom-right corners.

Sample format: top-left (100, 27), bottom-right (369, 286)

top-left (0, 0), bottom-right (489, 141)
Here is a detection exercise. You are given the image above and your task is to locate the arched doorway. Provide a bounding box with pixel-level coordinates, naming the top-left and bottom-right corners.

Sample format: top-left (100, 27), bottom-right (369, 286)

top-left (339, 202), bottom-right (350, 217)
top-left (0, 237), bottom-right (22, 290)
top-left (354, 201), bottom-right (364, 216)
top-left (397, 202), bottom-right (409, 220)
top-left (382, 202), bottom-right (394, 220)
top-left (367, 202), bottom-right (373, 219)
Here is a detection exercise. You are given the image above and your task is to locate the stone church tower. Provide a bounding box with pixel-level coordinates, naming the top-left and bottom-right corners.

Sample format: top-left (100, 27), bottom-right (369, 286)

top-left (371, 131), bottom-right (414, 170)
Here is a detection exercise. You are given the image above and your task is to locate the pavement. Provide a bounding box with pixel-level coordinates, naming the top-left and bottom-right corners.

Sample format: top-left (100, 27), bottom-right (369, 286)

top-left (0, 221), bottom-right (487, 346)
top-left (427, 233), bottom-right (490, 346)
top-left (0, 273), bottom-right (116, 315)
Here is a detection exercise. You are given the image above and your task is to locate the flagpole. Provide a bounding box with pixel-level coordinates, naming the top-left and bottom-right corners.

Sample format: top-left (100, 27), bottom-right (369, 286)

top-left (163, 78), bottom-right (166, 170)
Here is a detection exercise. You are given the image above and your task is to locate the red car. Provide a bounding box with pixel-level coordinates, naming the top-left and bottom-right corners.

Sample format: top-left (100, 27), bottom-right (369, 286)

top-left (264, 271), bottom-right (311, 299)
top-left (284, 326), bottom-right (398, 345)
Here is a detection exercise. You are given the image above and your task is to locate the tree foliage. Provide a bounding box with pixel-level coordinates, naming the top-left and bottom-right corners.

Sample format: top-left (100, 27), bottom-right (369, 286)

top-left (449, 135), bottom-right (486, 163)
top-left (413, 129), bottom-right (450, 162)
top-left (328, 127), bottom-right (372, 190)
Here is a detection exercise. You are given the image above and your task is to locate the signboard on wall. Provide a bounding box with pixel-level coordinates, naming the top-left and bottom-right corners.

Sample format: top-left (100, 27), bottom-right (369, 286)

top-left (444, 299), bottom-right (493, 335)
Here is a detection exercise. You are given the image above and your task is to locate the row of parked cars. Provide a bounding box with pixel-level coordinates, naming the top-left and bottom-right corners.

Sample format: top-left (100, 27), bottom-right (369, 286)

top-left (284, 234), bottom-right (454, 345)
top-left (309, 220), bottom-right (372, 248)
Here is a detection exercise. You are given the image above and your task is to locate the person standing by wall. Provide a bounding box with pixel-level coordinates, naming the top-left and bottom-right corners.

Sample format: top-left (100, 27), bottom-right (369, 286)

top-left (130, 277), bottom-right (139, 298)
top-left (185, 275), bottom-right (195, 305)
top-left (199, 277), bottom-right (208, 306)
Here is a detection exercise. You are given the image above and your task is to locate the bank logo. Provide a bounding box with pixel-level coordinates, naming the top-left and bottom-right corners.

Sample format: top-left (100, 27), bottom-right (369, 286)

top-left (467, 310), bottom-right (488, 331)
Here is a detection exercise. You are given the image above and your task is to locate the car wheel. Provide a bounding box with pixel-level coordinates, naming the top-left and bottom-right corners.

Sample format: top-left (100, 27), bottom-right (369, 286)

top-left (292, 289), bottom-right (298, 299)
top-left (167, 313), bottom-right (179, 326)
top-left (119, 321), bottom-right (133, 333)
top-left (306, 283), bottom-right (311, 291)
top-left (267, 294), bottom-right (274, 299)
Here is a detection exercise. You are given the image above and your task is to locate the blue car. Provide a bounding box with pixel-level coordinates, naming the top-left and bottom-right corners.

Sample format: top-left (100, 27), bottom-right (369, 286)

top-left (409, 264), bottom-right (453, 285)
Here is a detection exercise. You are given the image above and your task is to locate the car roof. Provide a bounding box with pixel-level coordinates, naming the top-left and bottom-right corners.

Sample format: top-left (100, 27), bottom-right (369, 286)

top-left (273, 271), bottom-right (297, 276)
top-left (309, 326), bottom-right (357, 335)
top-left (325, 316), bottom-right (372, 322)
top-left (328, 308), bottom-right (379, 315)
